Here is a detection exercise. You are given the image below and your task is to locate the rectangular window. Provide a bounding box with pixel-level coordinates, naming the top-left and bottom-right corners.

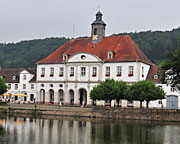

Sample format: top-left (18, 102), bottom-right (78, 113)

top-left (105, 67), bottom-right (110, 76)
top-left (117, 66), bottom-right (122, 76)
top-left (8, 84), bottom-right (11, 89)
top-left (81, 67), bottom-right (86, 76)
top-left (50, 68), bottom-right (54, 77)
top-left (142, 67), bottom-right (144, 77)
top-left (41, 68), bottom-right (45, 75)
top-left (70, 67), bottom-right (74, 76)
top-left (159, 100), bottom-right (162, 104)
top-left (50, 68), bottom-right (54, 74)
top-left (23, 75), bottom-right (26, 80)
top-left (31, 84), bottom-right (34, 89)
top-left (128, 66), bottom-right (134, 76)
top-left (15, 84), bottom-right (18, 90)
top-left (59, 67), bottom-right (64, 76)
top-left (41, 68), bottom-right (45, 77)
top-left (92, 67), bottom-right (97, 77)
top-left (23, 84), bottom-right (26, 90)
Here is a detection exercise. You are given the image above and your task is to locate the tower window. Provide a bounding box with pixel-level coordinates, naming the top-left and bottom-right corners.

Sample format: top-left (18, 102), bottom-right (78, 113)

top-left (94, 28), bottom-right (97, 35)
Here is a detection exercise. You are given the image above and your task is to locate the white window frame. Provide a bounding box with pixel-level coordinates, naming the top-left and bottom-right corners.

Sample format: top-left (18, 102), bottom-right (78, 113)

top-left (8, 84), bottom-right (11, 89)
top-left (15, 84), bottom-right (18, 90)
top-left (142, 67), bottom-right (144, 75)
top-left (41, 68), bottom-right (45, 75)
top-left (107, 51), bottom-right (113, 59)
top-left (81, 67), bottom-right (86, 76)
top-left (63, 53), bottom-right (67, 60)
top-left (70, 67), bottom-right (74, 75)
top-left (23, 75), bottom-right (26, 80)
top-left (117, 66), bottom-right (122, 75)
top-left (92, 67), bottom-right (97, 75)
top-left (50, 68), bottom-right (54, 75)
top-left (23, 84), bottom-right (26, 90)
top-left (12, 75), bottom-right (16, 80)
top-left (31, 84), bottom-right (34, 89)
top-left (129, 66), bottom-right (134, 75)
top-left (59, 67), bottom-right (64, 75)
top-left (106, 67), bottom-right (110, 75)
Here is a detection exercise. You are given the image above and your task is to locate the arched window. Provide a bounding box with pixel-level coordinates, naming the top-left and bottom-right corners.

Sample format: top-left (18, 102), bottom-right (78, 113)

top-left (94, 28), bottom-right (97, 35)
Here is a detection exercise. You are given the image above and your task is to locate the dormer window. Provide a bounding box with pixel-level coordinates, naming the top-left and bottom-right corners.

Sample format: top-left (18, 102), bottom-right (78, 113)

top-left (63, 53), bottom-right (67, 60)
top-left (107, 51), bottom-right (113, 59)
top-left (154, 75), bottom-right (158, 79)
top-left (12, 75), bottom-right (16, 80)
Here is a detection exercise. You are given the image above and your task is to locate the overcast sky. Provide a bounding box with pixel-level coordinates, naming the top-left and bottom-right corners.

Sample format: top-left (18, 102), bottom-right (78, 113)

top-left (0, 0), bottom-right (180, 43)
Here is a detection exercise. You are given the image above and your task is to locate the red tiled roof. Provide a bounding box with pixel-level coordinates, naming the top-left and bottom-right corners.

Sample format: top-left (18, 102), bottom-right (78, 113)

top-left (37, 35), bottom-right (153, 65)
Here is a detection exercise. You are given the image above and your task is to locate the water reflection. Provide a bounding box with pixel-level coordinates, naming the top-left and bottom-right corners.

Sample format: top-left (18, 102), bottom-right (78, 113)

top-left (0, 116), bottom-right (180, 144)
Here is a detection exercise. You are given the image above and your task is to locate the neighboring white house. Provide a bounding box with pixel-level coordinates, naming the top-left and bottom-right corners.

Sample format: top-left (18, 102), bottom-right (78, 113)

top-left (0, 68), bottom-right (36, 102)
top-left (1, 11), bottom-right (179, 109)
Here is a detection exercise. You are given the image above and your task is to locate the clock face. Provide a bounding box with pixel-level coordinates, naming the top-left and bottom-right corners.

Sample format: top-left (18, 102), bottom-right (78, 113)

top-left (81, 55), bottom-right (86, 60)
top-left (93, 35), bottom-right (98, 40)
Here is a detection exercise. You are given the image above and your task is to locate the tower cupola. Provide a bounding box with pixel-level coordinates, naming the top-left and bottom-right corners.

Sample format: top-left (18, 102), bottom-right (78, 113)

top-left (91, 11), bottom-right (106, 44)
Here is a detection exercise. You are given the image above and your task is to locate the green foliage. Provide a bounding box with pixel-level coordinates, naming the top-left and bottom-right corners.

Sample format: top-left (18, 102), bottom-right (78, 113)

top-left (160, 47), bottom-right (180, 90)
top-left (128, 81), bottom-right (165, 108)
top-left (0, 77), bottom-right (7, 95)
top-left (90, 80), bottom-right (165, 108)
top-left (115, 81), bottom-right (128, 107)
top-left (0, 37), bottom-right (69, 68)
top-left (90, 79), bottom-right (118, 105)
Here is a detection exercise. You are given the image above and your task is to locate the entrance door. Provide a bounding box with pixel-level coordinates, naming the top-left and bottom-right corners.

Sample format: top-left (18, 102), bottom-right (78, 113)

top-left (79, 89), bottom-right (87, 105)
top-left (49, 89), bottom-right (54, 104)
top-left (59, 90), bottom-right (64, 104)
top-left (167, 95), bottom-right (178, 109)
top-left (69, 90), bottom-right (74, 105)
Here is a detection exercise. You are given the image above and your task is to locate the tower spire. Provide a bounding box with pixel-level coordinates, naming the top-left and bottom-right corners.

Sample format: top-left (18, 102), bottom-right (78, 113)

top-left (91, 10), bottom-right (106, 44)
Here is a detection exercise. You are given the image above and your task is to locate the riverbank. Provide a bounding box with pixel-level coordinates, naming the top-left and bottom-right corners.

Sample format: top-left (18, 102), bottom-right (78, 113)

top-left (0, 104), bottom-right (180, 122)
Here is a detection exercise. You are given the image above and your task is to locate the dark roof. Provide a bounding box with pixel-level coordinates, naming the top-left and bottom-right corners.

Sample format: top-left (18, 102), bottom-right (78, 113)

top-left (29, 75), bottom-right (36, 83)
top-left (146, 65), bottom-right (160, 83)
top-left (37, 35), bottom-right (153, 65)
top-left (0, 68), bottom-right (36, 83)
top-left (0, 68), bottom-right (22, 83)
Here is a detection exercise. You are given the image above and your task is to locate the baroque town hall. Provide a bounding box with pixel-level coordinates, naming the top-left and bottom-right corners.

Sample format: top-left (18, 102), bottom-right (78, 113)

top-left (36, 11), bottom-right (159, 106)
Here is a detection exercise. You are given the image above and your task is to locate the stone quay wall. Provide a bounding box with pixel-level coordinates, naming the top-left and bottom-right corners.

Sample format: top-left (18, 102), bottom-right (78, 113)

top-left (1, 106), bottom-right (180, 122)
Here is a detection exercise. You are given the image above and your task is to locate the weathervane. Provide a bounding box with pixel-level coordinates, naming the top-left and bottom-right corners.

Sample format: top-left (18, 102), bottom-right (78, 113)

top-left (98, 5), bottom-right (100, 11)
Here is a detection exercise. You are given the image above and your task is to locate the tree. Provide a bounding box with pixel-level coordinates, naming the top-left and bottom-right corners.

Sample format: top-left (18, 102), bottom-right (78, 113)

top-left (115, 81), bottom-right (128, 107)
top-left (90, 79), bottom-right (117, 106)
top-left (161, 48), bottom-right (180, 90)
top-left (128, 81), bottom-right (165, 108)
top-left (0, 77), bottom-right (7, 95)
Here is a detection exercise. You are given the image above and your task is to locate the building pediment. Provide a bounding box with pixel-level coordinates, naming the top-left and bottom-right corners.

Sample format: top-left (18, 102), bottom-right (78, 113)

top-left (67, 52), bottom-right (102, 63)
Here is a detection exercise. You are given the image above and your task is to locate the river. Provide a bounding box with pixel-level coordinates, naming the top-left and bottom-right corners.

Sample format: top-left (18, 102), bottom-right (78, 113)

top-left (0, 115), bottom-right (180, 144)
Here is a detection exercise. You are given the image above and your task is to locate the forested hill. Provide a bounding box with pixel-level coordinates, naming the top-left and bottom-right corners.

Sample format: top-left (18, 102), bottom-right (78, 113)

top-left (0, 27), bottom-right (180, 68)
top-left (0, 37), bottom-right (69, 68)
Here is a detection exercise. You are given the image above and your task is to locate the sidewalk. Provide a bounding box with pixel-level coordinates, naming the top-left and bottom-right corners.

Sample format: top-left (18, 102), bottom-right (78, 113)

top-left (7, 104), bottom-right (92, 112)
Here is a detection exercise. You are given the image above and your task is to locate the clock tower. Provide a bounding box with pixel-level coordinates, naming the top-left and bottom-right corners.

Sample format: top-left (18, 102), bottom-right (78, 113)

top-left (91, 11), bottom-right (106, 44)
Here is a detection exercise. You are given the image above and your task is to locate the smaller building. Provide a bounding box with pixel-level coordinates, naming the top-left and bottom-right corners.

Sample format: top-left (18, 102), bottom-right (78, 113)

top-left (0, 68), bottom-right (36, 103)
